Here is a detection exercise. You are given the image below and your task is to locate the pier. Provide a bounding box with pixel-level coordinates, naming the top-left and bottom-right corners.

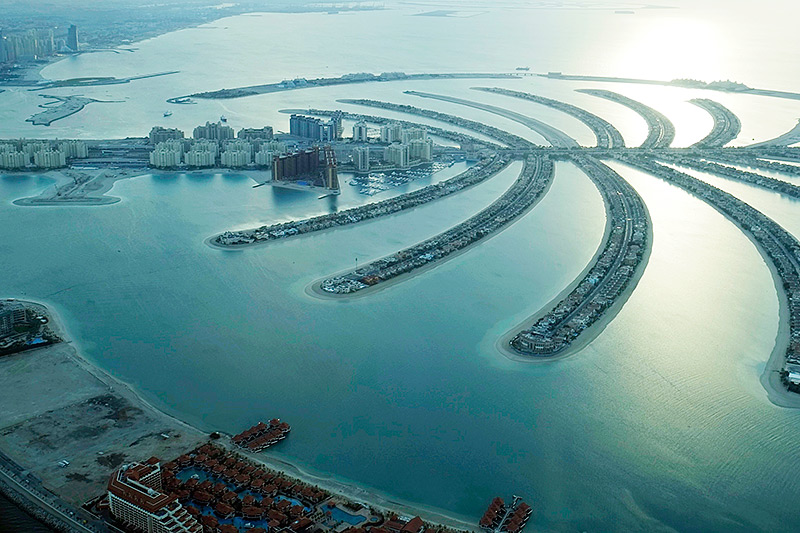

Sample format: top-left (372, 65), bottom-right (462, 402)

top-left (473, 87), bottom-right (626, 149)
top-left (689, 98), bottom-right (742, 148)
top-left (577, 89), bottom-right (676, 148)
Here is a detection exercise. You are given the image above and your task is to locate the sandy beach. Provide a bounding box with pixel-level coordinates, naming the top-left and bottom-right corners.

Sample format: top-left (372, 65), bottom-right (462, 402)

top-left (0, 298), bottom-right (478, 530)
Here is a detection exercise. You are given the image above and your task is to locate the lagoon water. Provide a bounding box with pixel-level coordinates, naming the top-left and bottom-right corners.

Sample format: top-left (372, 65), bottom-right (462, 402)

top-left (3, 2), bottom-right (800, 531)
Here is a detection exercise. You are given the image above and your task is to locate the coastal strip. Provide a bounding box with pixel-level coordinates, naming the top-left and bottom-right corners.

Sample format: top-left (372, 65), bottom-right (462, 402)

top-left (404, 90), bottom-right (578, 148)
top-left (211, 154), bottom-right (511, 248)
top-left (540, 72), bottom-right (800, 102)
top-left (504, 155), bottom-right (650, 358)
top-left (576, 89), bottom-right (675, 149)
top-left (611, 155), bottom-right (800, 406)
top-left (337, 99), bottom-right (536, 150)
top-left (651, 152), bottom-right (800, 199)
top-left (312, 156), bottom-right (554, 296)
top-left (0, 301), bottom-right (481, 531)
top-left (25, 95), bottom-right (104, 127)
top-left (747, 119), bottom-right (800, 148)
top-left (32, 70), bottom-right (180, 90)
top-left (12, 168), bottom-right (144, 207)
top-left (689, 99), bottom-right (742, 148)
top-left (472, 87), bottom-right (626, 149)
top-left (176, 72), bottom-right (521, 101)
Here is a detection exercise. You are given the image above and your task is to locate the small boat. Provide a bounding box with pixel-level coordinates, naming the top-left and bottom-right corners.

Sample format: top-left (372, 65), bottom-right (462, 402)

top-left (220, 115), bottom-right (227, 122)
top-left (163, 111), bottom-right (172, 117)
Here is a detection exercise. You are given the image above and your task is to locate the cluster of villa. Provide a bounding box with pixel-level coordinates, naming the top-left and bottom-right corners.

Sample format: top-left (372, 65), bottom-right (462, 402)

top-left (474, 87), bottom-right (626, 149)
top-left (510, 156), bottom-right (649, 356)
top-left (614, 155), bottom-right (800, 386)
top-left (148, 124), bottom-right (282, 169)
top-left (0, 139), bottom-right (88, 169)
top-left (577, 89), bottom-right (675, 149)
top-left (688, 99), bottom-right (742, 149)
top-left (214, 155), bottom-right (508, 247)
top-left (653, 152), bottom-right (800, 198)
top-left (101, 443), bottom-right (453, 533)
top-left (702, 149), bottom-right (800, 177)
top-left (320, 156), bottom-right (553, 294)
top-left (231, 420), bottom-right (290, 453)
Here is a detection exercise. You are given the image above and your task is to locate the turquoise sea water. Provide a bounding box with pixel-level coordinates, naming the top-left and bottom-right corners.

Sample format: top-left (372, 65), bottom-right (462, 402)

top-left (2, 3), bottom-right (800, 531)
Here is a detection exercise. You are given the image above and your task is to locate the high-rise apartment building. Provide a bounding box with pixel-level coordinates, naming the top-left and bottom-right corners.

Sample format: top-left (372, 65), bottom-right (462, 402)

top-left (353, 146), bottom-right (370, 172)
top-left (384, 143), bottom-right (410, 169)
top-left (352, 121), bottom-right (369, 142)
top-left (193, 121), bottom-right (234, 141)
top-left (380, 123), bottom-right (403, 144)
top-left (107, 458), bottom-right (201, 533)
top-left (149, 127), bottom-right (185, 145)
top-left (67, 25), bottom-right (79, 51)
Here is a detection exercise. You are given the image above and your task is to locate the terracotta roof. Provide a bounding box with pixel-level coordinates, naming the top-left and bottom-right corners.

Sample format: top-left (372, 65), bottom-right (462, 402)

top-left (402, 517), bottom-right (425, 533)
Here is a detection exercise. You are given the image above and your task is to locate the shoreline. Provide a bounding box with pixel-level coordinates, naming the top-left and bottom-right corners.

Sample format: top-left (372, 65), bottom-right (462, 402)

top-left (494, 164), bottom-right (654, 364)
top-left (610, 161), bottom-right (800, 409)
top-left (305, 160), bottom-right (551, 301)
top-left (11, 167), bottom-right (272, 207)
top-left (0, 297), bottom-right (480, 531)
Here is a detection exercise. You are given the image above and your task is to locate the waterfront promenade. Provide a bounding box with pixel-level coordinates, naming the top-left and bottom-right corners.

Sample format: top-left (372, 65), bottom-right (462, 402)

top-left (472, 87), bottom-right (626, 149)
top-left (577, 89), bottom-right (676, 148)
top-left (689, 99), bottom-right (742, 148)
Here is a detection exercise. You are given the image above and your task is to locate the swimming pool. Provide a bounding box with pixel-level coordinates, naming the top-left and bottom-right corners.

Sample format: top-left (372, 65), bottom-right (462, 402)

top-left (321, 504), bottom-right (366, 525)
